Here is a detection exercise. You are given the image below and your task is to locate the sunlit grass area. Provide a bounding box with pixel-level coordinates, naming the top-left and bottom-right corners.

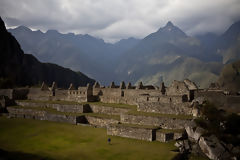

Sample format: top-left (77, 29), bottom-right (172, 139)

top-left (0, 116), bottom-right (178, 160)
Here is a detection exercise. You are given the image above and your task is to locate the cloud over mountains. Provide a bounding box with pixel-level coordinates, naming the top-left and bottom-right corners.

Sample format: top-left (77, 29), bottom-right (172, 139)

top-left (1, 0), bottom-right (240, 42)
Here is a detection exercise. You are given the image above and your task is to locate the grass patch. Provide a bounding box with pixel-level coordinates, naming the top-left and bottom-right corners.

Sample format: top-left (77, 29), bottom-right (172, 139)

top-left (127, 110), bottom-right (193, 120)
top-left (0, 117), bottom-right (177, 160)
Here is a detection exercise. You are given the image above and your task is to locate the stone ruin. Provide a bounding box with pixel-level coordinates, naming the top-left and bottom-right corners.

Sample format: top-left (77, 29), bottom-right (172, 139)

top-left (1, 79), bottom-right (240, 160)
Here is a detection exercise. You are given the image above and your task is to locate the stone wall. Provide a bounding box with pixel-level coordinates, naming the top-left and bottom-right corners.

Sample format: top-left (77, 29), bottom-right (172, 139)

top-left (137, 95), bottom-right (187, 104)
top-left (98, 88), bottom-right (163, 105)
top-left (28, 88), bottom-right (51, 101)
top-left (137, 102), bottom-right (192, 115)
top-left (89, 104), bottom-right (130, 115)
top-left (15, 101), bottom-right (90, 113)
top-left (50, 90), bottom-right (68, 101)
top-left (166, 80), bottom-right (191, 101)
top-left (0, 88), bottom-right (29, 100)
top-left (107, 124), bottom-right (156, 141)
top-left (85, 116), bottom-right (119, 128)
top-left (120, 114), bottom-right (191, 129)
top-left (7, 107), bottom-right (77, 124)
top-left (156, 131), bottom-right (174, 142)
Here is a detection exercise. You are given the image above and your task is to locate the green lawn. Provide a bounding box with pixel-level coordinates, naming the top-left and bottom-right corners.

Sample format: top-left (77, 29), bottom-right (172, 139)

top-left (0, 116), bottom-right (178, 160)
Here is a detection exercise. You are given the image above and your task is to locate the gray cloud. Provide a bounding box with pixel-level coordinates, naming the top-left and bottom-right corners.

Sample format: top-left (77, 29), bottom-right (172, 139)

top-left (1, 0), bottom-right (240, 42)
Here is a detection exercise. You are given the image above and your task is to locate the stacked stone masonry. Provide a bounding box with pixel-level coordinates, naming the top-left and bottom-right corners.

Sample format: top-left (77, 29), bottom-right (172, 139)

top-left (107, 125), bottom-right (156, 141)
top-left (120, 114), bottom-right (191, 129)
top-left (1, 79), bottom-right (204, 142)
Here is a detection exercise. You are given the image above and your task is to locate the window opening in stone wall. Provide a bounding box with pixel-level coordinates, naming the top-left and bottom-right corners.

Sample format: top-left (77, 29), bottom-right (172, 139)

top-left (121, 91), bottom-right (124, 97)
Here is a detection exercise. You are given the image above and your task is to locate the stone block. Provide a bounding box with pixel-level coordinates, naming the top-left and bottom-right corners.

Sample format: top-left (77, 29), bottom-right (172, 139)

top-left (156, 131), bottom-right (174, 142)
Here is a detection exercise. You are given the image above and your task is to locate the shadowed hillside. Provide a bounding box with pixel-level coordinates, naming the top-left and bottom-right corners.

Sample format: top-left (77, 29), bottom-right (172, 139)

top-left (218, 59), bottom-right (240, 92)
top-left (0, 17), bottom-right (95, 88)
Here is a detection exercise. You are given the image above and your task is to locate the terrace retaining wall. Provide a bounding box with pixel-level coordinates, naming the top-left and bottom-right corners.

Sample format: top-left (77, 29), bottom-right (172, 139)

top-left (89, 105), bottom-right (130, 115)
top-left (137, 102), bottom-right (192, 115)
top-left (120, 114), bottom-right (191, 129)
top-left (85, 116), bottom-right (119, 128)
top-left (107, 125), bottom-right (156, 141)
top-left (15, 101), bottom-right (90, 113)
top-left (7, 107), bottom-right (84, 124)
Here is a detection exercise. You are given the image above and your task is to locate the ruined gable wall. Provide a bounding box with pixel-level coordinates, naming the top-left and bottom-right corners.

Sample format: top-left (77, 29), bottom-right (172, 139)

top-left (166, 80), bottom-right (190, 100)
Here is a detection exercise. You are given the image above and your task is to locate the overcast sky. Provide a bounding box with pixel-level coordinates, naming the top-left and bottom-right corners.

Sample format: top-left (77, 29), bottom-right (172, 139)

top-left (1, 0), bottom-right (240, 43)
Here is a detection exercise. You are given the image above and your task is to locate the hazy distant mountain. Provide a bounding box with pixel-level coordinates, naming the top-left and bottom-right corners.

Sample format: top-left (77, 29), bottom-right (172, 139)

top-left (8, 20), bottom-right (240, 88)
top-left (218, 59), bottom-right (240, 92)
top-left (0, 17), bottom-right (94, 88)
top-left (8, 27), bottom-right (140, 84)
top-left (115, 21), bottom-right (224, 88)
top-left (216, 21), bottom-right (240, 64)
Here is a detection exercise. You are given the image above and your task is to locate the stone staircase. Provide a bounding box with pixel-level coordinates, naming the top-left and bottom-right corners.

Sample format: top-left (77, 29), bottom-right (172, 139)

top-left (6, 100), bottom-right (192, 142)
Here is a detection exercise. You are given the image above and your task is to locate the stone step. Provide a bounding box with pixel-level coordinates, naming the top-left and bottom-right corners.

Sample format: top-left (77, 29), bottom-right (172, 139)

top-left (120, 113), bottom-right (192, 129)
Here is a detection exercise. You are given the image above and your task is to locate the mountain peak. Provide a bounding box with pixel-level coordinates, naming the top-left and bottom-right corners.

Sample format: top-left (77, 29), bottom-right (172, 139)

top-left (46, 29), bottom-right (60, 36)
top-left (15, 25), bottom-right (32, 32)
top-left (166, 21), bottom-right (174, 27)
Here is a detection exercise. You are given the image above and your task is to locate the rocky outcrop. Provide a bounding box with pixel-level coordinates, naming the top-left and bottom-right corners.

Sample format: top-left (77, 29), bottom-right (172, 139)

top-left (199, 135), bottom-right (231, 160)
top-left (185, 122), bottom-right (205, 142)
top-left (175, 121), bottom-right (238, 160)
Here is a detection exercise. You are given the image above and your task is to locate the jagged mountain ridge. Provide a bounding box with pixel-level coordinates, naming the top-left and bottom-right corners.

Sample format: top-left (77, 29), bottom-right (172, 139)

top-left (115, 21), bottom-right (226, 87)
top-left (0, 17), bottom-right (95, 88)
top-left (8, 26), bottom-right (140, 84)
top-left (8, 20), bottom-right (240, 88)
